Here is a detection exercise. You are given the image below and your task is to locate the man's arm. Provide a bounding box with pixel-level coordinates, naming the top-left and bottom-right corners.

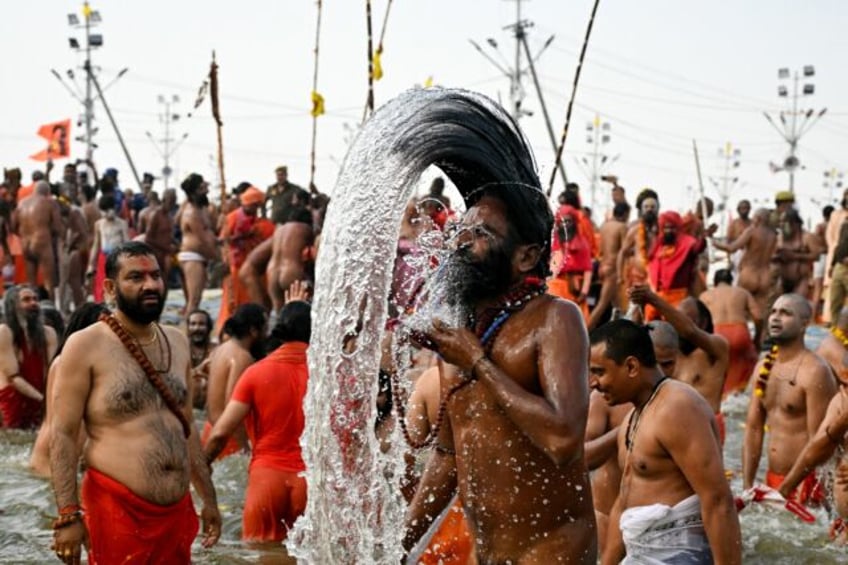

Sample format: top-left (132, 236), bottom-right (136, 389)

top-left (178, 338), bottom-right (221, 548)
top-left (712, 226), bottom-right (751, 254)
top-left (203, 399), bottom-right (250, 462)
top-left (779, 391), bottom-right (848, 498)
top-left (616, 228), bottom-right (636, 284)
top-left (11, 376), bottom-right (44, 401)
top-left (742, 362), bottom-right (767, 489)
top-left (584, 392), bottom-right (616, 471)
top-left (223, 353), bottom-right (252, 450)
top-left (661, 393), bottom-right (742, 565)
top-left (600, 426), bottom-right (627, 565)
top-left (803, 359), bottom-right (838, 440)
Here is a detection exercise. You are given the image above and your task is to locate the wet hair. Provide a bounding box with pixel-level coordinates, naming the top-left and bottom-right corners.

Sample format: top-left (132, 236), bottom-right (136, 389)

top-left (714, 268), bottom-right (733, 286)
top-left (83, 185), bottom-right (97, 202)
top-left (562, 189), bottom-right (581, 209)
top-left (824, 205), bottom-right (835, 221)
top-left (376, 369), bottom-right (393, 426)
top-left (646, 320), bottom-right (679, 351)
top-left (785, 208), bottom-right (803, 226)
top-left (589, 319), bottom-right (657, 368)
top-left (222, 303), bottom-right (267, 340)
top-left (105, 241), bottom-right (158, 280)
top-left (635, 189), bottom-right (659, 212)
top-left (613, 202), bottom-right (630, 219)
top-left (565, 182), bottom-right (580, 192)
top-left (55, 303), bottom-right (110, 357)
top-left (3, 285), bottom-right (46, 355)
top-left (467, 183), bottom-right (553, 277)
top-left (687, 298), bottom-right (714, 333)
top-left (98, 194), bottom-right (116, 212)
top-left (187, 309), bottom-right (213, 332)
top-left (180, 173), bottom-right (204, 196)
top-left (280, 206), bottom-right (313, 225)
top-left (269, 300), bottom-right (311, 345)
top-left (42, 308), bottom-right (64, 338)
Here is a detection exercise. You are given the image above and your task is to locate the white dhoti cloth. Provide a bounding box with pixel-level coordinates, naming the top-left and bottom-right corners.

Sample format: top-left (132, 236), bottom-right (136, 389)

top-left (177, 250), bottom-right (207, 263)
top-left (620, 494), bottom-right (712, 564)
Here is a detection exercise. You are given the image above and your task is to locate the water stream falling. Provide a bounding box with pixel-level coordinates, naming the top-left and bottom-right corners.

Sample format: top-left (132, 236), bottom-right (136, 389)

top-left (286, 87), bottom-right (543, 563)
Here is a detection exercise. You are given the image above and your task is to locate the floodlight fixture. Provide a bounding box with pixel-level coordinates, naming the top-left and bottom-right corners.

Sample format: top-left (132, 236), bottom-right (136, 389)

top-left (89, 34), bottom-right (103, 47)
top-left (67, 14), bottom-right (79, 26)
top-left (90, 11), bottom-right (101, 24)
top-left (778, 68), bottom-right (790, 79)
top-left (69, 37), bottom-right (80, 49)
top-left (778, 85), bottom-right (788, 97)
top-left (803, 84), bottom-right (814, 95)
top-left (803, 65), bottom-right (815, 77)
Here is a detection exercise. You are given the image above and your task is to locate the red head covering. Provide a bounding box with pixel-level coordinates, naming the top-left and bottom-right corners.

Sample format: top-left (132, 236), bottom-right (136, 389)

top-left (240, 186), bottom-right (265, 206)
top-left (556, 205), bottom-right (579, 223)
top-left (658, 210), bottom-right (683, 231)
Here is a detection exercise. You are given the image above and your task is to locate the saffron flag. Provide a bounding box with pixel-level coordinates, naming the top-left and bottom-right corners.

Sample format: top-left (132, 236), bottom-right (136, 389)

top-left (372, 48), bottom-right (384, 81)
top-left (311, 91), bottom-right (325, 117)
top-left (29, 119), bottom-right (71, 162)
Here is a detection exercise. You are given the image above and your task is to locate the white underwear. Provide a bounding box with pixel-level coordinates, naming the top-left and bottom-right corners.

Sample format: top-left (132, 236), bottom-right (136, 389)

top-left (177, 251), bottom-right (207, 264)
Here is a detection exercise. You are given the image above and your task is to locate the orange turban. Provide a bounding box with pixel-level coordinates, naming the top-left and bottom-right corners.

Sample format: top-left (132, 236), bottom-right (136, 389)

top-left (240, 187), bottom-right (264, 206)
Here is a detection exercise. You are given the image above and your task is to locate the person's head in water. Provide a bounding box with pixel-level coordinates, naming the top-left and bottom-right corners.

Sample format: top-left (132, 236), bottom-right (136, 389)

top-left (187, 310), bottom-right (213, 349)
top-left (181, 173), bottom-right (210, 208)
top-left (588, 319), bottom-right (658, 406)
top-left (635, 189), bottom-right (659, 225)
top-left (4, 284), bottom-right (46, 354)
top-left (443, 182), bottom-right (552, 309)
top-left (737, 200), bottom-right (751, 221)
top-left (103, 241), bottom-right (166, 325)
top-left (56, 303), bottom-right (110, 357)
top-left (222, 303), bottom-right (268, 360)
top-left (677, 297), bottom-right (714, 355)
top-left (647, 320), bottom-right (679, 378)
top-left (713, 268), bottom-right (733, 287)
top-left (768, 293), bottom-right (811, 345)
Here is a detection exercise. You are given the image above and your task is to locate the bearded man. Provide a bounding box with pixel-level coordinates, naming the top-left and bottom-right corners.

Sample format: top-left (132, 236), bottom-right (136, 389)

top-left (403, 183), bottom-right (596, 563)
top-left (177, 173), bottom-right (219, 315)
top-left (186, 309), bottom-right (214, 409)
top-left (616, 189), bottom-right (660, 310)
top-left (0, 284), bottom-right (57, 429)
top-left (50, 241), bottom-right (221, 564)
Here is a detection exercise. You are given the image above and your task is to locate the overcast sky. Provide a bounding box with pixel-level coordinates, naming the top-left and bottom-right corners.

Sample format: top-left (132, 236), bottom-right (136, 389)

top-left (2, 1), bottom-right (846, 225)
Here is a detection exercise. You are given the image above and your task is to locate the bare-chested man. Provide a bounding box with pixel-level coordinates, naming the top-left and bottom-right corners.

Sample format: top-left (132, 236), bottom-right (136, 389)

top-left (630, 284), bottom-right (730, 444)
top-left (187, 309), bottom-right (214, 409)
top-left (712, 208), bottom-right (777, 318)
top-left (143, 188), bottom-right (177, 281)
top-left (135, 190), bottom-right (160, 236)
top-left (816, 308), bottom-right (848, 379)
top-left (774, 209), bottom-right (820, 298)
top-left (647, 320), bottom-right (680, 378)
top-left (404, 184), bottom-right (596, 563)
top-left (588, 201), bottom-right (630, 330)
top-left (589, 320), bottom-right (741, 564)
top-left (177, 173), bottom-right (219, 315)
top-left (57, 197), bottom-right (89, 312)
top-left (726, 199), bottom-right (751, 246)
top-left (203, 303), bottom-right (266, 460)
top-left (50, 242), bottom-right (220, 564)
top-left (267, 205), bottom-right (315, 313)
top-left (743, 293), bottom-right (837, 505)
top-left (13, 181), bottom-right (62, 299)
top-left (0, 285), bottom-right (58, 429)
top-left (87, 194), bottom-right (129, 303)
top-left (701, 268), bottom-right (761, 395)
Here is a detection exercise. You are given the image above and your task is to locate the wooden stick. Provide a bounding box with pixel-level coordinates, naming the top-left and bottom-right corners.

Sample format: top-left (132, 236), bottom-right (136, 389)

top-left (362, 0), bottom-right (375, 123)
top-left (547, 0), bottom-right (602, 197)
top-left (210, 51), bottom-right (226, 203)
top-left (309, 0), bottom-right (324, 190)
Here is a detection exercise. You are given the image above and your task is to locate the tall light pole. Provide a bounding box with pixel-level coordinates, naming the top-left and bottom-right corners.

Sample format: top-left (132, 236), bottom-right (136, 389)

top-left (146, 95), bottom-right (188, 190)
top-left (823, 168), bottom-right (845, 203)
top-left (576, 114), bottom-right (617, 213)
top-left (66, 2), bottom-right (102, 165)
top-left (764, 65), bottom-right (827, 193)
top-left (708, 142), bottom-right (741, 237)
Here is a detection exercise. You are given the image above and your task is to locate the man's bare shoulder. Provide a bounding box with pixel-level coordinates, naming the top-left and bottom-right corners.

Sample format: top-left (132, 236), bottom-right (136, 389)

top-left (161, 325), bottom-right (189, 350)
top-left (655, 380), bottom-right (714, 426)
top-left (799, 351), bottom-right (836, 388)
top-left (539, 293), bottom-right (585, 328)
top-left (62, 322), bottom-right (112, 356)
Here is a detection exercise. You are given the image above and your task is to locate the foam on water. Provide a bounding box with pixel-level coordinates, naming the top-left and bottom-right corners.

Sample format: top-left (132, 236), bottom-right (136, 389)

top-left (286, 87), bottom-right (542, 564)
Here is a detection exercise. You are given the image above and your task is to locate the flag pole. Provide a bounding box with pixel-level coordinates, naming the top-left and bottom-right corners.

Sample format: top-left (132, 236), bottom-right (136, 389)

top-left (210, 51), bottom-right (226, 204)
top-left (362, 0), bottom-right (375, 123)
top-left (309, 1), bottom-right (324, 191)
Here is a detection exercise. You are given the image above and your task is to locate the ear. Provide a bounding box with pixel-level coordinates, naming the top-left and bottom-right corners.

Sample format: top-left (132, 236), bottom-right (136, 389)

top-left (102, 278), bottom-right (116, 301)
top-left (513, 243), bottom-right (542, 275)
top-left (625, 355), bottom-right (640, 378)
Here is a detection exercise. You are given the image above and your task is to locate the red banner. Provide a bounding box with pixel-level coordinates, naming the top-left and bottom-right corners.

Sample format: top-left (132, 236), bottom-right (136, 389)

top-left (29, 119), bottom-right (71, 162)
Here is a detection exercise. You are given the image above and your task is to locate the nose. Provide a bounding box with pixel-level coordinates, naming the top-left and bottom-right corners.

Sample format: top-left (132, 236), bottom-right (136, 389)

top-left (449, 227), bottom-right (474, 251)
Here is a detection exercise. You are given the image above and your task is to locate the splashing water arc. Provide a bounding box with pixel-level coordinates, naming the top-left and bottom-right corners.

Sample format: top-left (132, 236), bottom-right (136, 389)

top-left (287, 87), bottom-right (543, 564)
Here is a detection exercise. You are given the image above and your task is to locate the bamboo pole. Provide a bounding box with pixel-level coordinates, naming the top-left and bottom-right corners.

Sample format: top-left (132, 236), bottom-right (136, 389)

top-left (309, 0), bottom-right (324, 191)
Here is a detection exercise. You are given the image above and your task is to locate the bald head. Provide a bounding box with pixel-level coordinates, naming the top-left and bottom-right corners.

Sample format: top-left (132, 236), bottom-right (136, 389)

top-left (647, 321), bottom-right (679, 350)
top-left (783, 293), bottom-right (812, 323)
top-left (35, 180), bottom-right (50, 196)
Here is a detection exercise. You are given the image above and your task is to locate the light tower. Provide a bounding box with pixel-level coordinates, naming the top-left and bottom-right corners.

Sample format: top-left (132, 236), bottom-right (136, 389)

top-left (574, 114), bottom-right (617, 213)
top-left (146, 95), bottom-right (188, 190)
top-left (67, 2), bottom-right (101, 164)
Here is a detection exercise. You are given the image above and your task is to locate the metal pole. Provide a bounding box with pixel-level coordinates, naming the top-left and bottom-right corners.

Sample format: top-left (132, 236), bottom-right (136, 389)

top-left (513, 0), bottom-right (522, 120)
top-left (518, 31), bottom-right (568, 186)
top-left (163, 99), bottom-right (171, 190)
top-left (86, 61), bottom-right (142, 190)
top-left (789, 72), bottom-right (799, 193)
top-left (84, 4), bottom-right (94, 166)
top-left (591, 116), bottom-right (600, 210)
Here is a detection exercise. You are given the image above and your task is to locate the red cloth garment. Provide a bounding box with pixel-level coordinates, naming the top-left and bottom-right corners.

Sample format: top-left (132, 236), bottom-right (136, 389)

top-left (715, 412), bottom-right (726, 447)
top-left (230, 341), bottom-right (309, 541)
top-left (93, 251), bottom-right (107, 303)
top-left (242, 466), bottom-right (307, 541)
top-left (765, 470), bottom-right (826, 506)
top-left (715, 322), bottom-right (758, 396)
top-left (551, 205), bottom-right (593, 275)
top-left (0, 339), bottom-right (45, 429)
top-left (547, 274), bottom-right (589, 322)
top-left (648, 211), bottom-right (703, 292)
top-left (643, 288), bottom-right (689, 322)
top-left (421, 498), bottom-right (474, 565)
top-left (81, 467), bottom-right (198, 564)
top-left (201, 420), bottom-right (241, 460)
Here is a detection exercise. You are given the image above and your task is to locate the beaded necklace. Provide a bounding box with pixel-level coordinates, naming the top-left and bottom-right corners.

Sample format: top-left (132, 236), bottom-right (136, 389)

top-left (832, 327), bottom-right (848, 349)
top-left (100, 314), bottom-right (190, 438)
top-left (754, 345), bottom-right (779, 398)
top-left (625, 376), bottom-right (668, 452)
top-left (395, 277), bottom-right (547, 451)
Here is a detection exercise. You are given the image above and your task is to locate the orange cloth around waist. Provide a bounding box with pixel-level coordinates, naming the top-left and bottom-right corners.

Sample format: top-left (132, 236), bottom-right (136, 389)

top-left (715, 322), bottom-right (758, 396)
top-left (201, 420), bottom-right (241, 460)
top-left (421, 498), bottom-right (474, 565)
top-left (81, 467), bottom-right (198, 565)
top-left (715, 412), bottom-right (726, 447)
top-left (765, 469), bottom-right (826, 507)
top-left (242, 465), bottom-right (307, 542)
top-left (547, 274), bottom-right (589, 322)
top-left (645, 287), bottom-right (689, 321)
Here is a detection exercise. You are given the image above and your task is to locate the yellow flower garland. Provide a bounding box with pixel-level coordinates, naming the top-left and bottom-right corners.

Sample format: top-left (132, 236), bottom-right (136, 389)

top-left (754, 345), bottom-right (779, 398)
top-left (832, 327), bottom-right (848, 349)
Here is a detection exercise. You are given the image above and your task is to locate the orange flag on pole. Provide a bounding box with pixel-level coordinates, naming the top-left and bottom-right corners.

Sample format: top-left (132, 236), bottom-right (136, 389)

top-left (29, 119), bottom-right (71, 161)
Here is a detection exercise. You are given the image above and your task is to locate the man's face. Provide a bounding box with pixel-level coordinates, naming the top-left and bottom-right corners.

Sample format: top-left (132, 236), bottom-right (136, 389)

top-left (612, 187), bottom-right (625, 205)
top-left (589, 343), bottom-right (632, 406)
top-left (737, 200), bottom-right (751, 219)
top-left (17, 288), bottom-right (40, 317)
top-left (243, 202), bottom-right (260, 217)
top-left (276, 169), bottom-right (287, 184)
top-left (641, 198), bottom-right (658, 224)
top-left (662, 224), bottom-right (677, 245)
top-left (111, 254), bottom-right (165, 325)
top-left (63, 166), bottom-right (77, 185)
top-left (654, 345), bottom-right (678, 378)
top-left (768, 296), bottom-right (806, 344)
top-left (187, 313), bottom-right (210, 345)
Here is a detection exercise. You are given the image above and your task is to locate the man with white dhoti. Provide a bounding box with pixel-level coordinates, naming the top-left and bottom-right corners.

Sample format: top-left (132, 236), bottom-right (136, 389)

top-left (589, 319), bottom-right (741, 565)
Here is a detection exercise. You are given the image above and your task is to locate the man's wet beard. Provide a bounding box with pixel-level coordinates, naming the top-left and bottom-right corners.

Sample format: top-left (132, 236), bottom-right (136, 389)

top-left (190, 332), bottom-right (210, 347)
top-left (192, 194), bottom-right (210, 208)
top-left (116, 289), bottom-right (165, 325)
top-left (438, 242), bottom-right (514, 322)
top-left (22, 308), bottom-right (46, 353)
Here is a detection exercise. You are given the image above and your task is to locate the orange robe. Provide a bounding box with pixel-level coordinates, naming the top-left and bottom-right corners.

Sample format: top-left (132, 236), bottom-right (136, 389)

top-left (81, 467), bottom-right (198, 564)
top-left (421, 499), bottom-right (474, 565)
top-left (715, 322), bottom-right (758, 396)
top-left (765, 470), bottom-right (825, 506)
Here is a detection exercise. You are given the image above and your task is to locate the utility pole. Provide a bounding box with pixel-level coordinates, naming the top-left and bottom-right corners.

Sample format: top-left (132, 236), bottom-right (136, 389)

top-left (146, 95), bottom-right (188, 190)
top-left (764, 65), bottom-right (827, 193)
top-left (469, 0), bottom-right (568, 184)
top-left (708, 142), bottom-right (741, 237)
top-left (823, 168), bottom-right (845, 203)
top-left (573, 114), bottom-right (617, 213)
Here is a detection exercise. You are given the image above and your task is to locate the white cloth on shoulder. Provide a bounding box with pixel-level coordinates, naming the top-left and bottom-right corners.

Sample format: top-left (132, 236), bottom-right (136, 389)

top-left (620, 493), bottom-right (712, 565)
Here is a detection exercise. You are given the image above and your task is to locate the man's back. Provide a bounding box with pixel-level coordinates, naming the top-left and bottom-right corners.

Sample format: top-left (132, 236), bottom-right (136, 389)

top-left (599, 219), bottom-right (626, 269)
top-left (17, 195), bottom-right (58, 243)
top-left (700, 285), bottom-right (752, 325)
